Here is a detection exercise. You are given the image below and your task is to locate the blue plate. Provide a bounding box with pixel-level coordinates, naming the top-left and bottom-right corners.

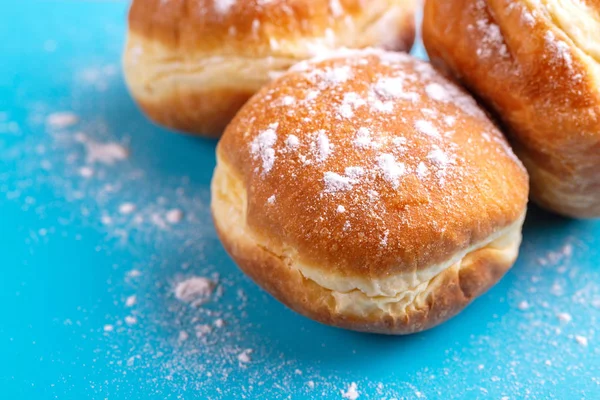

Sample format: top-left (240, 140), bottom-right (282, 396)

top-left (1, 1), bottom-right (599, 399)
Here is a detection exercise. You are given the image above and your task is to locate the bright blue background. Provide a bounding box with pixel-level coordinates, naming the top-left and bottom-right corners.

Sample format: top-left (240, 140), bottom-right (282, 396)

top-left (2, 1), bottom-right (599, 399)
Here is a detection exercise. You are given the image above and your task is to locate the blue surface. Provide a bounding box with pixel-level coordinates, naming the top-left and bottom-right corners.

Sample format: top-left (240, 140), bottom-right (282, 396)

top-left (2, 2), bottom-right (600, 399)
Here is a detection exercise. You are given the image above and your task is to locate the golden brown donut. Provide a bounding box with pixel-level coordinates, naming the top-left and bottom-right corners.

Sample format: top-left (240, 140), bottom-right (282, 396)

top-left (422, 0), bottom-right (600, 218)
top-left (211, 49), bottom-right (529, 334)
top-left (123, 0), bottom-right (418, 137)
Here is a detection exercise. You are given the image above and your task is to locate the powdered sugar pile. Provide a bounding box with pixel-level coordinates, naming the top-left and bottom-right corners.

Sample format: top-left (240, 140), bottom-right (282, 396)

top-left (175, 276), bottom-right (215, 305)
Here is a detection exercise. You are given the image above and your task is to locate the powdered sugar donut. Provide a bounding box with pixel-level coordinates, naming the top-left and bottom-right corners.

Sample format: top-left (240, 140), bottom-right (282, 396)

top-left (211, 50), bottom-right (529, 334)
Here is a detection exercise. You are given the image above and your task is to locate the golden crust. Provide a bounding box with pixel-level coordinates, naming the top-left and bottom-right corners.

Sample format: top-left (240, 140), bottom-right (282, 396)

top-left (136, 86), bottom-right (254, 137)
top-left (217, 50), bottom-right (529, 277)
top-left (422, 0), bottom-right (600, 218)
top-left (123, 0), bottom-right (417, 136)
top-left (127, 0), bottom-right (416, 55)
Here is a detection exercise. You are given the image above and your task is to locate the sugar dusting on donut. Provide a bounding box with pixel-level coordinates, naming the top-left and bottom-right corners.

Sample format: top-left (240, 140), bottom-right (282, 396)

top-left (248, 50), bottom-right (493, 200)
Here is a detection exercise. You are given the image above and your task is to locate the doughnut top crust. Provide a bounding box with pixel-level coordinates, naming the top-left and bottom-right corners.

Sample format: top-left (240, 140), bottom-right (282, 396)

top-left (128, 0), bottom-right (417, 56)
top-left (218, 50), bottom-right (529, 278)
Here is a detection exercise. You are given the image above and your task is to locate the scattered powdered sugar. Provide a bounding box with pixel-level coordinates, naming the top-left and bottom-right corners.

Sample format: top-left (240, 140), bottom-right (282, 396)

top-left (237, 349), bottom-right (253, 364)
top-left (285, 134), bottom-right (300, 150)
top-left (324, 65), bottom-right (353, 84)
top-left (416, 162), bottom-right (429, 179)
top-left (75, 132), bottom-right (128, 165)
top-left (213, 0), bottom-right (236, 14)
top-left (470, 1), bottom-right (509, 60)
top-left (338, 92), bottom-right (366, 119)
top-left (329, 0), bottom-right (343, 17)
top-left (414, 120), bottom-right (440, 139)
top-left (575, 335), bottom-right (588, 347)
top-left (165, 208), bottom-right (184, 224)
top-left (427, 146), bottom-right (451, 166)
top-left (250, 123), bottom-right (278, 174)
top-left (323, 171), bottom-right (354, 193)
top-left (119, 202), bottom-right (136, 215)
top-left (175, 277), bottom-right (215, 305)
top-left (424, 83), bottom-right (447, 102)
top-left (46, 112), bottom-right (79, 129)
top-left (353, 127), bottom-right (379, 149)
top-left (311, 130), bottom-right (333, 162)
top-left (125, 295), bottom-right (137, 307)
top-left (214, 318), bottom-right (226, 328)
top-left (372, 77), bottom-right (419, 102)
top-left (341, 382), bottom-right (359, 400)
top-left (556, 312), bottom-right (572, 323)
top-left (376, 153), bottom-right (406, 189)
top-left (544, 30), bottom-right (573, 69)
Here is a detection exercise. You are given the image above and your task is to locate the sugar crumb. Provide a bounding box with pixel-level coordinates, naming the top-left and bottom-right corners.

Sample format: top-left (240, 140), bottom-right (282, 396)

top-left (341, 382), bottom-right (359, 400)
top-left (237, 349), bottom-right (253, 364)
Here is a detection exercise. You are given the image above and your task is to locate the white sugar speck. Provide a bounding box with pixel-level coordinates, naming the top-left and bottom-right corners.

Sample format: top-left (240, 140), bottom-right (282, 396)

top-left (178, 330), bottom-right (189, 342)
top-left (125, 315), bottom-right (137, 325)
top-left (214, 319), bottom-right (226, 328)
top-left (195, 324), bottom-right (212, 337)
top-left (125, 295), bottom-right (137, 307)
top-left (174, 277), bottom-right (214, 304)
top-left (556, 312), bottom-right (572, 323)
top-left (425, 83), bottom-right (448, 102)
top-left (127, 269), bottom-right (141, 278)
top-left (119, 202), bottom-right (136, 215)
top-left (103, 324), bottom-right (114, 332)
top-left (575, 335), bottom-right (588, 347)
top-left (79, 166), bottom-right (94, 178)
top-left (250, 123), bottom-right (278, 174)
top-left (238, 349), bottom-right (253, 364)
top-left (285, 134), bottom-right (300, 150)
top-left (415, 120), bottom-right (440, 139)
top-left (214, 0), bottom-right (236, 14)
top-left (46, 112), bottom-right (78, 129)
top-left (267, 195), bottom-right (276, 205)
top-left (323, 172), bottom-right (353, 193)
top-left (427, 146), bottom-right (451, 166)
top-left (341, 382), bottom-right (359, 400)
top-left (354, 127), bottom-right (378, 149)
top-left (165, 209), bottom-right (184, 224)
top-left (281, 96), bottom-right (296, 106)
top-left (377, 153), bottom-right (406, 188)
top-left (337, 205), bottom-right (346, 213)
top-left (330, 0), bottom-right (343, 16)
top-left (75, 133), bottom-right (128, 165)
top-left (313, 130), bottom-right (332, 162)
top-left (416, 162), bottom-right (429, 179)
top-left (517, 301), bottom-right (530, 310)
top-left (373, 77), bottom-right (418, 102)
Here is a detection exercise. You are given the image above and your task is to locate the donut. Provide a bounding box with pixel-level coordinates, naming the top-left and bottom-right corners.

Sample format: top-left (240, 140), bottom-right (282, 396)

top-left (422, 0), bottom-right (600, 218)
top-left (211, 50), bottom-right (529, 334)
top-left (123, 0), bottom-right (417, 137)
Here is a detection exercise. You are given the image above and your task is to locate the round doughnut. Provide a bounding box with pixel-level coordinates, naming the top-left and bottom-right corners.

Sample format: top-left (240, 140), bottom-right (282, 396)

top-left (123, 0), bottom-right (418, 137)
top-left (211, 50), bottom-right (529, 334)
top-left (422, 0), bottom-right (600, 218)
